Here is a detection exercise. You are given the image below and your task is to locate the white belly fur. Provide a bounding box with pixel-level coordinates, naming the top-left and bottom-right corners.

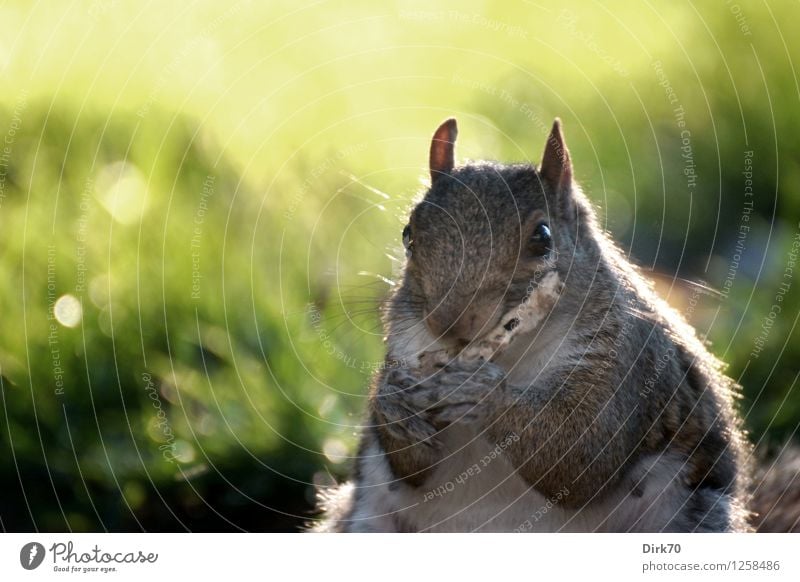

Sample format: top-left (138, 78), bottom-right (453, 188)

top-left (349, 426), bottom-right (700, 532)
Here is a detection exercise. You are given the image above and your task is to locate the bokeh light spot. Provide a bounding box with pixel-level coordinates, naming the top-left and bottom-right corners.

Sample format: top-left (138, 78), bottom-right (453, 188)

top-left (53, 294), bottom-right (82, 328)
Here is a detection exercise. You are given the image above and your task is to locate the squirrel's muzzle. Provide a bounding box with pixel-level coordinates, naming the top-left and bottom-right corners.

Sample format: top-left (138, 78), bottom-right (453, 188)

top-left (425, 295), bottom-right (505, 345)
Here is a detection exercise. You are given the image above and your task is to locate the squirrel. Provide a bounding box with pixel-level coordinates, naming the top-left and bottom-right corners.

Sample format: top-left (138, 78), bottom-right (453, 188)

top-left (313, 117), bottom-right (755, 532)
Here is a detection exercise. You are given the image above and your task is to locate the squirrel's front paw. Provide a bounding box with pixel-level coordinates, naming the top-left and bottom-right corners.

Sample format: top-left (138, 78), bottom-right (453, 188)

top-left (375, 369), bottom-right (440, 447)
top-left (408, 359), bottom-right (507, 428)
top-left (375, 361), bottom-right (507, 443)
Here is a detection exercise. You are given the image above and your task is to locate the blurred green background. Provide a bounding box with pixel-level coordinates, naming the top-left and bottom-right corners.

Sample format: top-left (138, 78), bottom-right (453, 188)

top-left (0, 1), bottom-right (798, 531)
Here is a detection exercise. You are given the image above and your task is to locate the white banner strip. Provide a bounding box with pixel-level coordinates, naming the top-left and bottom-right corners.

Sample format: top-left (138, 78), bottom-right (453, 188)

top-left (1, 533), bottom-right (797, 580)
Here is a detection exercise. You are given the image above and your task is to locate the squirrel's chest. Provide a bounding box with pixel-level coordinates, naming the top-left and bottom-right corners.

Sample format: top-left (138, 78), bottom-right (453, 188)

top-left (354, 428), bottom-right (693, 532)
top-left (390, 427), bottom-right (581, 532)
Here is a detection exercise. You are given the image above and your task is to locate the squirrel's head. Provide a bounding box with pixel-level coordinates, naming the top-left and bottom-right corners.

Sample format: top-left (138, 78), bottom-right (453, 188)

top-left (390, 118), bottom-right (583, 356)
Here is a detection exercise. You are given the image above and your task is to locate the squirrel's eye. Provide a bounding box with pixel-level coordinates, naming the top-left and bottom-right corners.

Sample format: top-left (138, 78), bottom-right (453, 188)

top-left (402, 224), bottom-right (414, 258)
top-left (530, 223), bottom-right (552, 255)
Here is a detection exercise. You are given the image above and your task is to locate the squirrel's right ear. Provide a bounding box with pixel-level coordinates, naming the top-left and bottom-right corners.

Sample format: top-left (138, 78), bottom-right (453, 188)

top-left (540, 118), bottom-right (572, 194)
top-left (429, 118), bottom-right (458, 184)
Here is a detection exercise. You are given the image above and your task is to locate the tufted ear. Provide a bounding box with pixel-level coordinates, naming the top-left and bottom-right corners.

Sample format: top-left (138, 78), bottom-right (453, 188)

top-left (540, 118), bottom-right (572, 194)
top-left (429, 118), bottom-right (458, 184)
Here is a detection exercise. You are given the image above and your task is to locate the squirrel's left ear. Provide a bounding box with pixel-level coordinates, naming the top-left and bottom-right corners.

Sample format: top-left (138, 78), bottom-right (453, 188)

top-left (429, 118), bottom-right (458, 184)
top-left (539, 118), bottom-right (572, 194)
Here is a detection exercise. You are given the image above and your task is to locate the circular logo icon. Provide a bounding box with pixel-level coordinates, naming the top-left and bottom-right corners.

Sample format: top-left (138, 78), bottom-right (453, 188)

top-left (20, 542), bottom-right (46, 570)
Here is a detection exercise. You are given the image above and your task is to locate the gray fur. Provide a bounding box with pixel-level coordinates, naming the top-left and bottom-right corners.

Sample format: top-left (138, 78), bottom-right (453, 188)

top-left (749, 446), bottom-right (800, 532)
top-left (314, 118), bottom-right (753, 532)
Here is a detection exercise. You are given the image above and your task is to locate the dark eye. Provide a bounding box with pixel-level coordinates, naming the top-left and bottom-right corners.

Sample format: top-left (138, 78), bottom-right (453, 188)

top-left (530, 223), bottom-right (552, 256)
top-left (402, 224), bottom-right (414, 258)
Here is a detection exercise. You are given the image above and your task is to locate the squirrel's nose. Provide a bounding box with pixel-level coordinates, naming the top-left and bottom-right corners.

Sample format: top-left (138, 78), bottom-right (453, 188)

top-left (449, 312), bottom-right (483, 343)
top-left (424, 308), bottom-right (458, 341)
top-left (426, 303), bottom-right (501, 345)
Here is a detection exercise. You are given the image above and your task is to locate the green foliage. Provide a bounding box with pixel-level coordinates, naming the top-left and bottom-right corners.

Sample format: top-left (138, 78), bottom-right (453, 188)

top-left (0, 0), bottom-right (798, 530)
